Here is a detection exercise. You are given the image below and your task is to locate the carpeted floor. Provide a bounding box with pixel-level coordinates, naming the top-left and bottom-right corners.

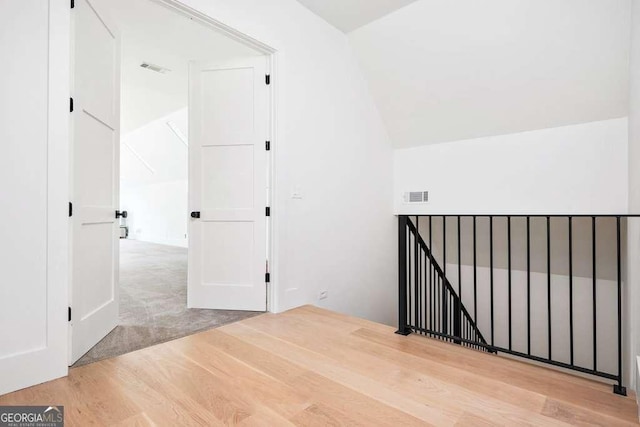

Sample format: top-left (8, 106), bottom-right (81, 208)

top-left (73, 239), bottom-right (263, 367)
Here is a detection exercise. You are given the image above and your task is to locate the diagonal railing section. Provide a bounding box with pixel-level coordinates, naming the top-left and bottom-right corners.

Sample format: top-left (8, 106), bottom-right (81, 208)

top-left (396, 215), bottom-right (492, 352)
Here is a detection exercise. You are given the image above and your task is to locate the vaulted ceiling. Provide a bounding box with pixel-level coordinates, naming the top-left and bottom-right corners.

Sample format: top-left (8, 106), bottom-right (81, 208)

top-left (93, 0), bottom-right (259, 133)
top-left (348, 0), bottom-right (631, 148)
top-left (100, 0), bottom-right (631, 149)
top-left (295, 0), bottom-right (418, 33)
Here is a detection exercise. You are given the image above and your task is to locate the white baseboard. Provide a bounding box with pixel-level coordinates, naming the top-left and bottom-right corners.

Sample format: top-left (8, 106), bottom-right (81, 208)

top-left (125, 236), bottom-right (188, 248)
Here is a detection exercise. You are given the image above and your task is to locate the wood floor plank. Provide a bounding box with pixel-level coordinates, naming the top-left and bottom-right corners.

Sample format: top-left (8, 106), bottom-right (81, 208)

top-left (111, 413), bottom-right (156, 427)
top-left (541, 398), bottom-right (639, 427)
top-left (94, 356), bottom-right (227, 427)
top-left (265, 308), bottom-right (551, 413)
top-left (0, 305), bottom-right (636, 426)
top-left (163, 335), bottom-right (311, 419)
top-left (352, 326), bottom-right (638, 422)
top-left (195, 329), bottom-right (432, 426)
top-left (227, 315), bottom-right (569, 426)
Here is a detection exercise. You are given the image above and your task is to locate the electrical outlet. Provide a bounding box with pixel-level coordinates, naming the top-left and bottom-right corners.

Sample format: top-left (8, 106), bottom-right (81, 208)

top-left (318, 290), bottom-right (328, 300)
top-left (291, 185), bottom-right (303, 199)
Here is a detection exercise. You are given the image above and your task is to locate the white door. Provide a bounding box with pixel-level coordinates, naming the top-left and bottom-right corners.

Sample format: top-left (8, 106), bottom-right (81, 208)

top-left (70, 0), bottom-right (120, 363)
top-left (0, 0), bottom-right (68, 396)
top-left (188, 57), bottom-right (268, 311)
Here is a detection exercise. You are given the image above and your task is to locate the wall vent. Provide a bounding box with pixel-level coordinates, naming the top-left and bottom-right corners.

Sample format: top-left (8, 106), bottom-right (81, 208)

top-left (403, 191), bottom-right (429, 204)
top-left (140, 62), bottom-right (171, 74)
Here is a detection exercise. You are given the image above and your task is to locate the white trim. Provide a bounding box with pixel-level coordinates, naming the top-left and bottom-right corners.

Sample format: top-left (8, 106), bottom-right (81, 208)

top-left (47, 0), bottom-right (70, 379)
top-left (123, 141), bottom-right (156, 174)
top-left (150, 0), bottom-right (276, 55)
top-left (267, 53), bottom-right (280, 313)
top-left (166, 121), bottom-right (188, 147)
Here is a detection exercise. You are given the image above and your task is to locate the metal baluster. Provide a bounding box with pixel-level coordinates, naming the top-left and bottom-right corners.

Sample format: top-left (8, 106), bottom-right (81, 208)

top-left (569, 217), bottom-right (574, 365)
top-left (615, 217), bottom-right (626, 395)
top-left (547, 216), bottom-right (552, 360)
top-left (396, 216), bottom-right (410, 335)
top-left (443, 217), bottom-right (447, 336)
top-left (415, 217), bottom-right (420, 333)
top-left (508, 216), bottom-right (512, 351)
top-left (473, 216), bottom-right (478, 327)
top-left (490, 216), bottom-right (494, 346)
top-left (592, 216), bottom-right (597, 371)
top-left (527, 216), bottom-right (531, 355)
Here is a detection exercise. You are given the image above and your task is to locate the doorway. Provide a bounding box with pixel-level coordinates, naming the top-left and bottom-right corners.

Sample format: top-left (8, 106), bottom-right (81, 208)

top-left (70, 0), bottom-right (275, 366)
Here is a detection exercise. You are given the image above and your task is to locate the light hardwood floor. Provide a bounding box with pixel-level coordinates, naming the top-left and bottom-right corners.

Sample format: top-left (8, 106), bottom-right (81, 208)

top-left (1, 305), bottom-right (638, 426)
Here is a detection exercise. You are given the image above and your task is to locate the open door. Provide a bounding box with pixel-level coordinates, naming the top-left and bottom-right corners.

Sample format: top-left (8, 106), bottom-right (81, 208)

top-left (70, 0), bottom-right (120, 363)
top-left (188, 57), bottom-right (268, 311)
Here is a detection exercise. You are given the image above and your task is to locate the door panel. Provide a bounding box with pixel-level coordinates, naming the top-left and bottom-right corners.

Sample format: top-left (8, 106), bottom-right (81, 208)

top-left (0, 0), bottom-right (68, 396)
top-left (70, 0), bottom-right (120, 364)
top-left (76, 223), bottom-right (115, 318)
top-left (75, 0), bottom-right (116, 127)
top-left (202, 145), bottom-right (254, 210)
top-left (188, 57), bottom-right (268, 311)
top-left (201, 67), bottom-right (255, 143)
top-left (75, 113), bottom-right (115, 205)
top-left (202, 222), bottom-right (255, 284)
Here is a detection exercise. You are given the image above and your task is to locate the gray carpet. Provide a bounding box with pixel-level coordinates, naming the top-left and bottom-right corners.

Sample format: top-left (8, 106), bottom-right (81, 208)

top-left (73, 239), bottom-right (263, 367)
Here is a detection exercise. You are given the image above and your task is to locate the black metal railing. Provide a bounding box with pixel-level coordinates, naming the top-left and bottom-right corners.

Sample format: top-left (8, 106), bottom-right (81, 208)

top-left (397, 214), bottom-right (633, 396)
top-left (396, 216), bottom-right (492, 352)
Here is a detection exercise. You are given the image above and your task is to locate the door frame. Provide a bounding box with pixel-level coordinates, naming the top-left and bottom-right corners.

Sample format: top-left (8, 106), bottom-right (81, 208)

top-left (152, 0), bottom-right (280, 314)
top-left (66, 0), bottom-right (280, 362)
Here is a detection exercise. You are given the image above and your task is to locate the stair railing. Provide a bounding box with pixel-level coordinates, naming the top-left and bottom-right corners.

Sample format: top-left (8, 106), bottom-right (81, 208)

top-left (397, 214), bottom-right (635, 396)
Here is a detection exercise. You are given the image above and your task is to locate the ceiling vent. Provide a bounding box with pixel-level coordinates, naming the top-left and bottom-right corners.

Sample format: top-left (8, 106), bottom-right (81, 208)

top-left (403, 191), bottom-right (429, 204)
top-left (140, 62), bottom-right (171, 74)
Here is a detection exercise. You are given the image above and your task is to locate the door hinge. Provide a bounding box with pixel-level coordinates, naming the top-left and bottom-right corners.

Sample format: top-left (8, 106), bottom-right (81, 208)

top-left (71, 0), bottom-right (74, 9)
top-left (68, 307), bottom-right (72, 322)
top-left (70, 97), bottom-right (74, 112)
top-left (265, 272), bottom-right (270, 283)
top-left (69, 202), bottom-right (73, 217)
top-left (265, 74), bottom-right (271, 85)
top-left (266, 207), bottom-right (271, 217)
top-left (265, 140), bottom-right (271, 151)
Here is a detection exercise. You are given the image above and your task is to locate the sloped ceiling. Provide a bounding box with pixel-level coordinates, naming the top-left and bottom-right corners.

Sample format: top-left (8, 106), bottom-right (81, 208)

top-left (93, 0), bottom-right (260, 133)
top-left (349, 0), bottom-right (631, 148)
top-left (296, 0), bottom-right (418, 33)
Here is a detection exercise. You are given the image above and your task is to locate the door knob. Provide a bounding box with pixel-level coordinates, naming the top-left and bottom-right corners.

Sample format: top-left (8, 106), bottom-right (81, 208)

top-left (116, 210), bottom-right (128, 219)
top-left (191, 211), bottom-right (201, 219)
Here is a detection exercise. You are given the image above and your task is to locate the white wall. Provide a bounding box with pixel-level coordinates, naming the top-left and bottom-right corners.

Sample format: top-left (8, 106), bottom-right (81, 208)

top-left (120, 108), bottom-right (189, 247)
top-left (395, 118), bottom-right (629, 215)
top-left (628, 0), bottom-right (640, 394)
top-left (121, 180), bottom-right (188, 247)
top-left (113, 0), bottom-right (397, 324)
top-left (168, 0), bottom-right (396, 324)
top-left (2, 0), bottom-right (395, 358)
